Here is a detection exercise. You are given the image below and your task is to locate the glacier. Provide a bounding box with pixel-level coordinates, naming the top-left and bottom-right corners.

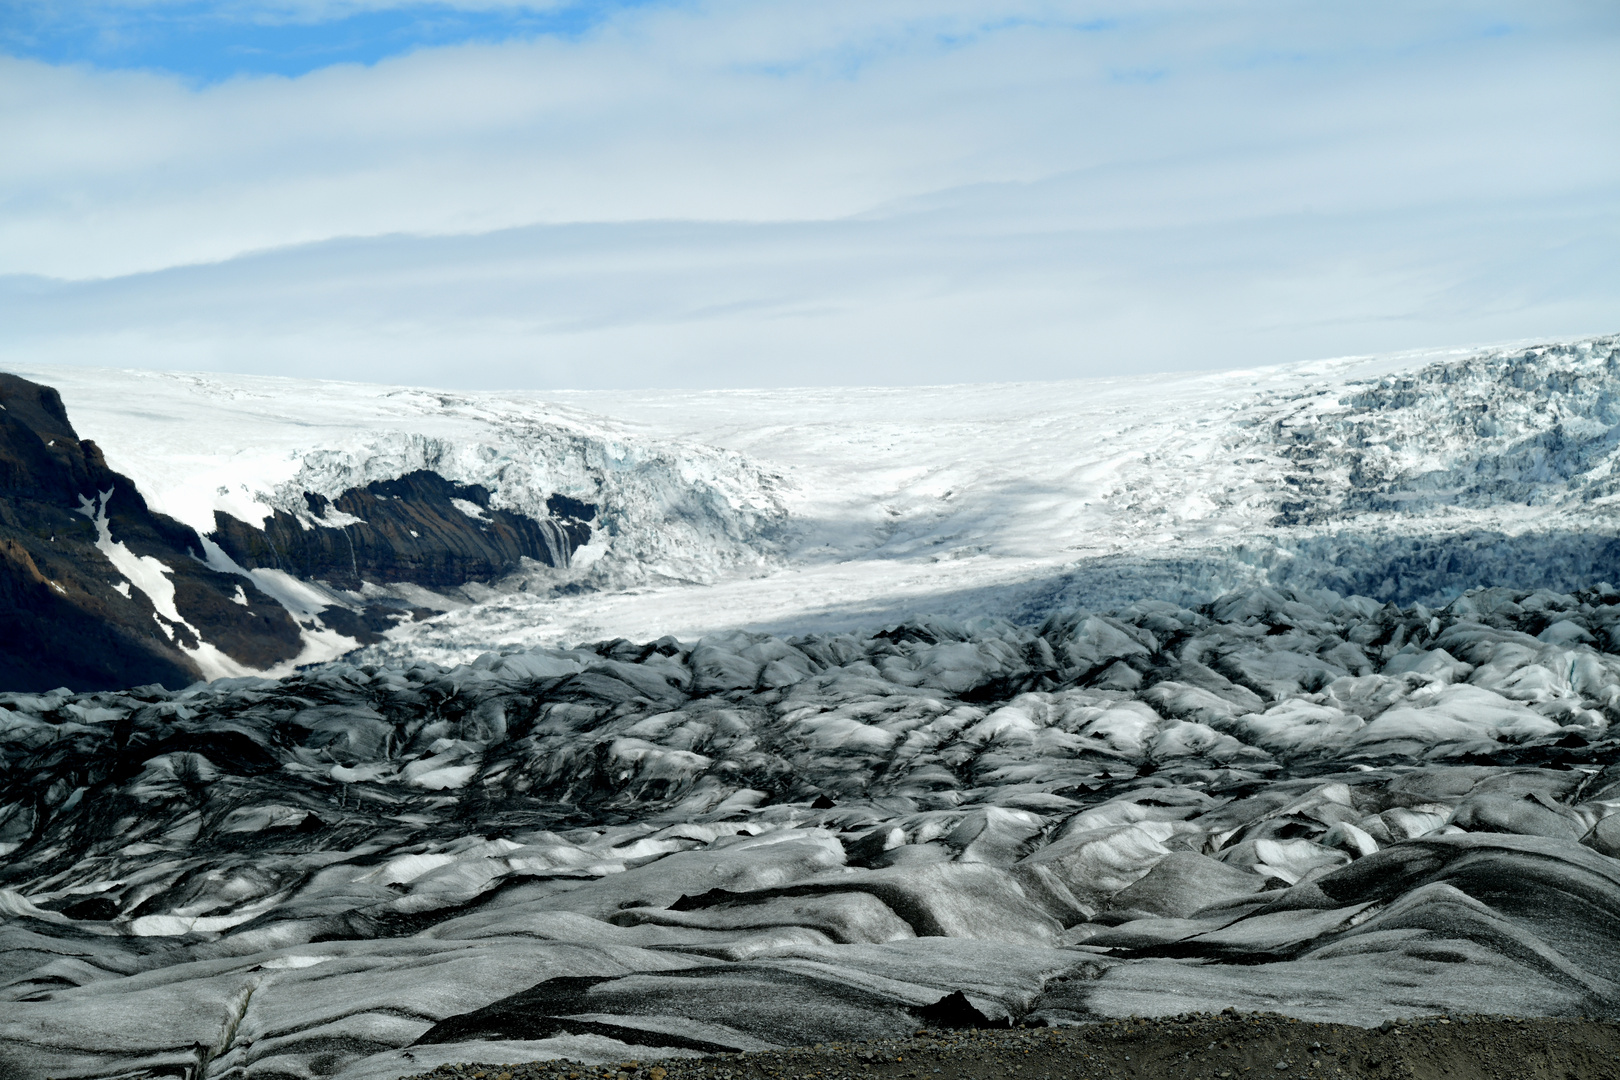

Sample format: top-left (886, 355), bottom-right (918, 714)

top-left (4, 586), bottom-right (1620, 1079)
top-left (4, 335), bottom-right (1620, 1079)
top-left (19, 336), bottom-right (1620, 667)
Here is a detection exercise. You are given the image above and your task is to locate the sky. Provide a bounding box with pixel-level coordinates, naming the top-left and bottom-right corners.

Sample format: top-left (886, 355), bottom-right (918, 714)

top-left (0, 1), bottom-right (1616, 390)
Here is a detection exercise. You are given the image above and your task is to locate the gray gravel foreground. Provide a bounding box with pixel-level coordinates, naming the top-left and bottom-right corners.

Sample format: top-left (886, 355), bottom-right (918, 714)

top-left (399, 1013), bottom-right (1620, 1080)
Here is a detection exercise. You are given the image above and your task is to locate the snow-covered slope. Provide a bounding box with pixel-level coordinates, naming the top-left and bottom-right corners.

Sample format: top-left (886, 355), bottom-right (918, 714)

top-left (16, 334), bottom-right (1620, 668)
top-left (15, 367), bottom-right (791, 591)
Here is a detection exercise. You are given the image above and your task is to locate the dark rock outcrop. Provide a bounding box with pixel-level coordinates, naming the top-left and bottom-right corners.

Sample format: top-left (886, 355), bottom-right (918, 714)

top-left (210, 470), bottom-right (592, 591)
top-left (546, 492), bottom-right (597, 551)
top-left (0, 373), bottom-right (303, 692)
top-left (0, 372), bottom-right (600, 690)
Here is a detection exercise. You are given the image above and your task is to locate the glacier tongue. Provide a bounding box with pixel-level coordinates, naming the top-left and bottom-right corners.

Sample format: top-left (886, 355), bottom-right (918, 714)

top-left (371, 333), bottom-right (1620, 664)
top-left (10, 338), bottom-right (1620, 1078)
top-left (4, 583), bottom-right (1620, 1079)
top-left (17, 334), bottom-right (1620, 666)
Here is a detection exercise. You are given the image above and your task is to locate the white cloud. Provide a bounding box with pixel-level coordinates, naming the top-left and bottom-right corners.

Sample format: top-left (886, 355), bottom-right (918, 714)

top-left (0, 1), bottom-right (1616, 386)
top-left (5, 186), bottom-right (1615, 388)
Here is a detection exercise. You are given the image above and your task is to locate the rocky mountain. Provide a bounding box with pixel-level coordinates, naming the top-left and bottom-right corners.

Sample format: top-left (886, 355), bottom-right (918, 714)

top-left (0, 374), bottom-right (601, 691)
top-left (210, 473), bottom-right (592, 591)
top-left (0, 374), bottom-right (303, 691)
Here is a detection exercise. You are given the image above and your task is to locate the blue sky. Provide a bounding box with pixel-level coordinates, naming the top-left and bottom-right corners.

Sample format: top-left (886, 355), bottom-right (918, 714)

top-left (0, 2), bottom-right (1615, 389)
top-left (1, 2), bottom-right (664, 81)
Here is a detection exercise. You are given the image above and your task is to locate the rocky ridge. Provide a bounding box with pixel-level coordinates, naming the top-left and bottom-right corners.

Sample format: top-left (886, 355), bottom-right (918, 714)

top-left (0, 372), bottom-right (607, 689)
top-left (210, 472), bottom-right (591, 592)
top-left (0, 373), bottom-right (304, 691)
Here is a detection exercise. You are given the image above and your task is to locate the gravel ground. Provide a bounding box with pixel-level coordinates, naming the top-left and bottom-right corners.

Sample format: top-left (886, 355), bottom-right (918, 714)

top-left (401, 1013), bottom-right (1620, 1080)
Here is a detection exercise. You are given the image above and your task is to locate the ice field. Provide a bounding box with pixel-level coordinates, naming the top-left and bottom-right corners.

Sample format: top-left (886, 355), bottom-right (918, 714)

top-left (5, 336), bottom-right (1620, 1078)
top-left (20, 336), bottom-right (1620, 666)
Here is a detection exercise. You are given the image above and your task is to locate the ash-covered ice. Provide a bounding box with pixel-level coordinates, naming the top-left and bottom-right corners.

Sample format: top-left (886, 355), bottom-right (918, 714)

top-left (4, 583), bottom-right (1620, 1079)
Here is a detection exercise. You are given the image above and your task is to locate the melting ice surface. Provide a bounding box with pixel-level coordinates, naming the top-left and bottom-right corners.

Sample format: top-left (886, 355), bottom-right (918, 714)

top-left (6, 590), bottom-right (1620, 1079)
top-left (6, 336), bottom-right (1620, 1078)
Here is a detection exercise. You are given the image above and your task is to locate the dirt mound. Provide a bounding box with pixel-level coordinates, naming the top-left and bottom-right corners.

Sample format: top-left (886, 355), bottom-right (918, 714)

top-left (403, 1013), bottom-right (1620, 1080)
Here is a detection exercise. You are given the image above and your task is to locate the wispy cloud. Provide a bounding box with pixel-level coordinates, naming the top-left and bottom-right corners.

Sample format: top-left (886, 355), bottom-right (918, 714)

top-left (0, 1), bottom-right (1615, 387)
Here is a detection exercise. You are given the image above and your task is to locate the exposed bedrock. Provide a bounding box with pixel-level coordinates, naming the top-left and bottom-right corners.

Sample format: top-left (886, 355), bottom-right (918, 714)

top-left (0, 374), bottom-right (302, 691)
top-left (210, 471), bottom-right (595, 592)
top-left (5, 584), bottom-right (1620, 1077)
top-left (1, 371), bottom-right (606, 688)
